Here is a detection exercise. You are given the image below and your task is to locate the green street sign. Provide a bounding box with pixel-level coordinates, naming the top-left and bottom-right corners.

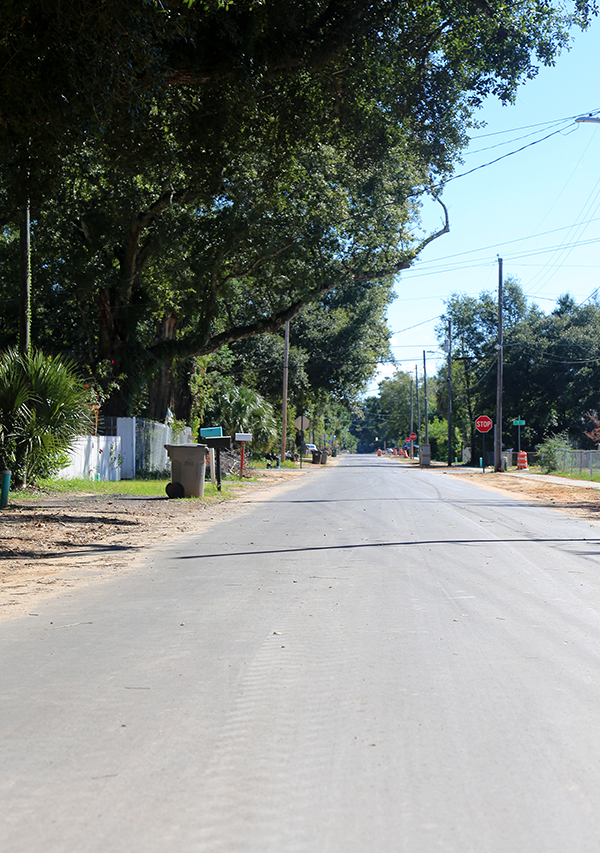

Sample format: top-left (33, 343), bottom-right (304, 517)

top-left (513, 419), bottom-right (525, 426)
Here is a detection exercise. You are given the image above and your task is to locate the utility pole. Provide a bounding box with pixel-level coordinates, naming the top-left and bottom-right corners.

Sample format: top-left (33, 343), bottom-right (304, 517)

top-left (415, 364), bottom-right (420, 441)
top-left (447, 317), bottom-right (452, 466)
top-left (280, 320), bottom-right (290, 466)
top-left (423, 351), bottom-right (429, 446)
top-left (410, 378), bottom-right (414, 458)
top-left (19, 197), bottom-right (31, 355)
top-left (495, 257), bottom-right (503, 471)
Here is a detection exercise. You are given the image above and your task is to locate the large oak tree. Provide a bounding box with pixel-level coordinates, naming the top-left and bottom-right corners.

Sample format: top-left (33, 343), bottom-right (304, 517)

top-left (0, 0), bottom-right (593, 414)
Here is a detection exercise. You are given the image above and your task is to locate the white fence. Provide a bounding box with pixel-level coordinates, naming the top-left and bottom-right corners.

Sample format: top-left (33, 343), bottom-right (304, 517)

top-left (58, 436), bottom-right (122, 481)
top-left (59, 417), bottom-right (194, 481)
top-left (131, 418), bottom-right (194, 477)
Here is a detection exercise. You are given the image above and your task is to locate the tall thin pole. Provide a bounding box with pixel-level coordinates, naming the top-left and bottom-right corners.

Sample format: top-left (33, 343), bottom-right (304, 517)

top-left (19, 198), bottom-right (31, 355)
top-left (410, 378), bottom-right (414, 458)
top-left (447, 318), bottom-right (452, 466)
top-left (415, 364), bottom-right (420, 441)
top-left (423, 350), bottom-right (429, 445)
top-left (280, 320), bottom-right (290, 466)
top-left (496, 258), bottom-right (504, 471)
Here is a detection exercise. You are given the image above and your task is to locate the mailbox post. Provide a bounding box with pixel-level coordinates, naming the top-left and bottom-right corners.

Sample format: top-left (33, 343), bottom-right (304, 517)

top-left (235, 433), bottom-right (252, 479)
top-left (201, 434), bottom-right (232, 490)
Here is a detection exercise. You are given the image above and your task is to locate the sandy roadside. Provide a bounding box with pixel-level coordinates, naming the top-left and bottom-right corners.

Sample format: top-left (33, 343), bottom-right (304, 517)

top-left (0, 468), bottom-right (311, 618)
top-left (2, 459), bottom-right (599, 617)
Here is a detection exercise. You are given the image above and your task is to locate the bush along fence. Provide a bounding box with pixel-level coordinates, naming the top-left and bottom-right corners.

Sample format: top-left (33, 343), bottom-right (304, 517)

top-left (58, 417), bottom-right (194, 481)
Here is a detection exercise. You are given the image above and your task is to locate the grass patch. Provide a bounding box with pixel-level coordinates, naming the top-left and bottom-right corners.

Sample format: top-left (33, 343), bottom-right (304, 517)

top-left (7, 476), bottom-right (247, 501)
top-left (544, 469), bottom-right (600, 483)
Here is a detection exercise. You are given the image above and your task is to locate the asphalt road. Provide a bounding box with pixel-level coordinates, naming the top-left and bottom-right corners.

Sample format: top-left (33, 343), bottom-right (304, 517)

top-left (3, 454), bottom-right (600, 852)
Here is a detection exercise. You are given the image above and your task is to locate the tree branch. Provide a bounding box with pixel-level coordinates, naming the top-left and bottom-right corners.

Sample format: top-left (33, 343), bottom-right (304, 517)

top-left (350, 196), bottom-right (450, 283)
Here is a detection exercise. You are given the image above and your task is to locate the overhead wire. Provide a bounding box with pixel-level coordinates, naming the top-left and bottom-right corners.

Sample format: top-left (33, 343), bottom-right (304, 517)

top-left (467, 113), bottom-right (600, 140)
top-left (441, 125), bottom-right (576, 186)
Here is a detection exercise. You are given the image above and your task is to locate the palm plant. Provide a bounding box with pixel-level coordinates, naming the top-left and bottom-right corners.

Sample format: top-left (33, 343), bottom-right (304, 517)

top-left (204, 380), bottom-right (277, 454)
top-left (0, 349), bottom-right (93, 485)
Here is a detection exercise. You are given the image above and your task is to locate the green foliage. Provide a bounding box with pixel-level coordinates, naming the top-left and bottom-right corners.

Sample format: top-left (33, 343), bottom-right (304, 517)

top-left (4, 0), bottom-right (587, 215)
top-left (1, 0), bottom-right (590, 417)
top-left (432, 283), bottom-right (600, 456)
top-left (350, 396), bottom-right (387, 452)
top-left (351, 368), bottom-right (430, 452)
top-left (0, 349), bottom-right (93, 485)
top-left (377, 372), bottom-right (414, 445)
top-left (0, 1), bottom-right (593, 431)
top-left (436, 277), bottom-right (536, 455)
top-left (537, 432), bottom-right (571, 474)
top-left (202, 379), bottom-right (277, 453)
top-left (427, 416), bottom-right (460, 462)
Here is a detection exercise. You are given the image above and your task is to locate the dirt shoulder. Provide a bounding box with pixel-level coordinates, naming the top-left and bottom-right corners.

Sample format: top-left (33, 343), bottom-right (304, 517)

top-left (3, 460), bottom-right (600, 617)
top-left (433, 464), bottom-right (600, 523)
top-left (0, 468), bottom-right (309, 618)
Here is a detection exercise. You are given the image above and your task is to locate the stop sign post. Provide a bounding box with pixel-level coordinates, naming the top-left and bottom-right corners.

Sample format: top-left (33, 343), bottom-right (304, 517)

top-left (407, 431), bottom-right (417, 459)
top-left (475, 415), bottom-right (493, 472)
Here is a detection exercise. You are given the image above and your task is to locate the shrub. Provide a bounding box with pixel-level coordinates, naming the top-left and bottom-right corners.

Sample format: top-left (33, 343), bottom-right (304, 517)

top-left (537, 432), bottom-right (570, 474)
top-left (0, 349), bottom-right (93, 485)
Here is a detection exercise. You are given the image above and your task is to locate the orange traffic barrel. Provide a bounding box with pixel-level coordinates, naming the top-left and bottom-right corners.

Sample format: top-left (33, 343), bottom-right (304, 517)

top-left (517, 451), bottom-right (528, 469)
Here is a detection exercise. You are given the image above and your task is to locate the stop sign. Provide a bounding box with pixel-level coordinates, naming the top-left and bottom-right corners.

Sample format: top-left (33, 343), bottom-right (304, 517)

top-left (475, 415), bottom-right (493, 433)
top-left (409, 432), bottom-right (417, 441)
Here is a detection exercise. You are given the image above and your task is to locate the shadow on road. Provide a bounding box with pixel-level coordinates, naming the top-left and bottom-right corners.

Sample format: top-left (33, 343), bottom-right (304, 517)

top-left (177, 536), bottom-right (600, 561)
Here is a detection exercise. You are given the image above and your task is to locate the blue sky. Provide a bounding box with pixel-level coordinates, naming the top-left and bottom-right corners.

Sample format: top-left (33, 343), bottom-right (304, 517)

top-left (369, 19), bottom-right (600, 393)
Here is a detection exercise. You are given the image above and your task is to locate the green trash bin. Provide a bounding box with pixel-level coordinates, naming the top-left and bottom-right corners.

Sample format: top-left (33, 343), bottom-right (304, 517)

top-left (1, 470), bottom-right (11, 509)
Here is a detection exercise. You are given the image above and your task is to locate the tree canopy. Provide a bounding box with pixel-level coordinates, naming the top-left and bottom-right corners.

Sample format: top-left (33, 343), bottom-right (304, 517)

top-left (434, 283), bottom-right (600, 455)
top-left (1, 0), bottom-right (594, 417)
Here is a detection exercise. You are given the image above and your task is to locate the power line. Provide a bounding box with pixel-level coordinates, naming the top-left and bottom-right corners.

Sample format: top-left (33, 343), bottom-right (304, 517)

top-left (468, 112), bottom-right (600, 140)
top-left (390, 316), bottom-right (440, 335)
top-left (441, 126), bottom-right (575, 186)
top-left (401, 235), bottom-right (600, 280)
top-left (465, 120), bottom-right (578, 156)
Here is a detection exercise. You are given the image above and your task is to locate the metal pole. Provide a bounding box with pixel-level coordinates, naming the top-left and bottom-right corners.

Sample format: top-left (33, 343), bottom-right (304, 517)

top-left (496, 258), bottom-right (503, 471)
top-left (280, 320), bottom-right (290, 466)
top-left (447, 318), bottom-right (452, 467)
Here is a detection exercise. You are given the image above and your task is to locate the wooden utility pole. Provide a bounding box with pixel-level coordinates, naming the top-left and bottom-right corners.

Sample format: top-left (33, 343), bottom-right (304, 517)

top-left (415, 364), bottom-right (420, 441)
top-left (495, 258), bottom-right (504, 471)
top-left (447, 318), bottom-right (452, 466)
top-left (19, 198), bottom-right (31, 355)
top-left (423, 351), bottom-right (429, 446)
top-left (280, 320), bottom-right (290, 466)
